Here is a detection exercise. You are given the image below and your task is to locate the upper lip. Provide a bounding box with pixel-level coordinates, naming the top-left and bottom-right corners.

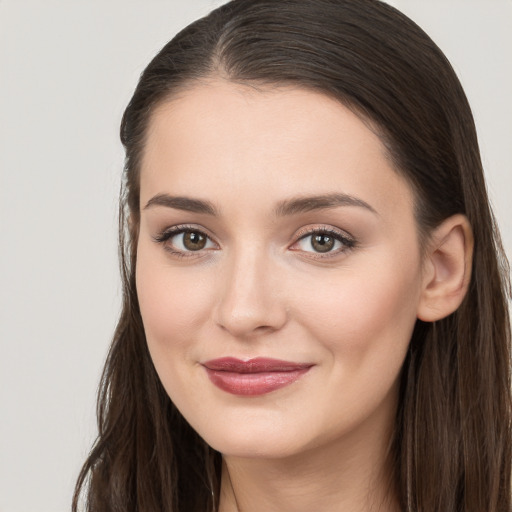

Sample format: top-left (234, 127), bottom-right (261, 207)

top-left (202, 357), bottom-right (314, 373)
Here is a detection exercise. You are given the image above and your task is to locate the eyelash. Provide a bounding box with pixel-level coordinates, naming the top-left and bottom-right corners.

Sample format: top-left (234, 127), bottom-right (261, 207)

top-left (152, 224), bottom-right (216, 259)
top-left (291, 227), bottom-right (356, 259)
top-left (152, 224), bottom-right (356, 259)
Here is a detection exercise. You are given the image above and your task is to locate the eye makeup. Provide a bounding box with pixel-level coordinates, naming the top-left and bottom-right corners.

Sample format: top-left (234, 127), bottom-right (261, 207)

top-left (152, 223), bottom-right (357, 261)
top-left (291, 225), bottom-right (356, 258)
top-left (152, 224), bottom-right (217, 259)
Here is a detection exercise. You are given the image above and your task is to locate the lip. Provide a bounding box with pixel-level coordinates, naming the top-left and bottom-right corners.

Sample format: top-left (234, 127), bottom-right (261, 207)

top-left (201, 357), bottom-right (314, 396)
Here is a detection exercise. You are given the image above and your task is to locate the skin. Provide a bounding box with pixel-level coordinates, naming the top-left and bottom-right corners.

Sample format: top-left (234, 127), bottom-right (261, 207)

top-left (135, 80), bottom-right (472, 511)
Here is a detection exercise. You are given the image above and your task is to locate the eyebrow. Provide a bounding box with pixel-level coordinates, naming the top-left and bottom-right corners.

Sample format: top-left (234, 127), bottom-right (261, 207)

top-left (274, 193), bottom-right (378, 217)
top-left (144, 194), bottom-right (218, 215)
top-left (143, 192), bottom-right (377, 216)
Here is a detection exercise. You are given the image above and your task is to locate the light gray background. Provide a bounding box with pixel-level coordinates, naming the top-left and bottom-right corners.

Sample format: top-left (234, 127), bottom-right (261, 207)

top-left (0, 1), bottom-right (510, 511)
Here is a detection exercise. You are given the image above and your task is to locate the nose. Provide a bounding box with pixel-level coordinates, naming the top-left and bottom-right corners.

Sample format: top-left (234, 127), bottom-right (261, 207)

top-left (213, 247), bottom-right (288, 339)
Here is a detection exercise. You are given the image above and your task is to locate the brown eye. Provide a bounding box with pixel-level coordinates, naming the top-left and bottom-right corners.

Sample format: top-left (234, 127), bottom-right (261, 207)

top-left (293, 228), bottom-right (355, 256)
top-left (154, 226), bottom-right (217, 256)
top-left (310, 234), bottom-right (335, 253)
top-left (183, 231), bottom-right (207, 251)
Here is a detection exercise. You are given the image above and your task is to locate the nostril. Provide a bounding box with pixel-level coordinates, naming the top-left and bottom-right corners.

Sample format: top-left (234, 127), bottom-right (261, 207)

top-left (214, 305), bottom-right (288, 338)
top-left (253, 325), bottom-right (277, 335)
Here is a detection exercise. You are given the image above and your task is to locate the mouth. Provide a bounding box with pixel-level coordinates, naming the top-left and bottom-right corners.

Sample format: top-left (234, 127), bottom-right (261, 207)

top-left (201, 357), bottom-right (314, 396)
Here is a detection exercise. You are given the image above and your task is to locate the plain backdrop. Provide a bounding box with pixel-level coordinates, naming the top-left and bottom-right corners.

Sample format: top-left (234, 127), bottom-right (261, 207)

top-left (0, 1), bottom-right (510, 511)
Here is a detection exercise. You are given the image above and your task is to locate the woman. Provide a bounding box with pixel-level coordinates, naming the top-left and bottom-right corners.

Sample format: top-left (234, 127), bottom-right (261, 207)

top-left (73, 0), bottom-right (511, 510)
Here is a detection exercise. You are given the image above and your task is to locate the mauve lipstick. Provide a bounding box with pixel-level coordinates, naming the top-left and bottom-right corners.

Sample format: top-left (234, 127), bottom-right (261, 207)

top-left (201, 357), bottom-right (313, 396)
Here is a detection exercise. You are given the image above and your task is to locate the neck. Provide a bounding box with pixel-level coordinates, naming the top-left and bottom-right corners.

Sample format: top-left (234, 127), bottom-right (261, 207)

top-left (218, 404), bottom-right (400, 512)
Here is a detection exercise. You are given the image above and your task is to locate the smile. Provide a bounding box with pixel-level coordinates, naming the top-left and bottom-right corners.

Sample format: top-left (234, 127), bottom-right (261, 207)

top-left (201, 357), bottom-right (314, 396)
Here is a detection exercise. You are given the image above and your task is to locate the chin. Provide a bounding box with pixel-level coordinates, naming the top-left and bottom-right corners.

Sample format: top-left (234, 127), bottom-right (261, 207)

top-left (208, 435), bottom-right (305, 460)
top-left (195, 418), bottom-right (312, 460)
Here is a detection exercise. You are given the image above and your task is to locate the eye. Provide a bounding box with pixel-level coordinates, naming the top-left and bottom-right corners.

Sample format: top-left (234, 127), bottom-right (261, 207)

top-left (292, 228), bottom-right (355, 255)
top-left (153, 226), bottom-right (217, 255)
top-left (174, 230), bottom-right (213, 251)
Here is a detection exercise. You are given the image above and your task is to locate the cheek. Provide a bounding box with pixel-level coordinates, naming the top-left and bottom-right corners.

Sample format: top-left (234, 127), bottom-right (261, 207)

top-left (294, 253), bottom-right (422, 368)
top-left (282, 253), bottom-right (422, 441)
top-left (135, 246), bottom-right (213, 353)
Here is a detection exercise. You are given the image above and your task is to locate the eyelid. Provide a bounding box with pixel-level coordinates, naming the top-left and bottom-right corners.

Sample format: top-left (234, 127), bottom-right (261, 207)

top-left (289, 225), bottom-right (356, 257)
top-left (293, 224), bottom-right (355, 241)
top-left (152, 223), bottom-right (356, 259)
top-left (152, 224), bottom-right (219, 257)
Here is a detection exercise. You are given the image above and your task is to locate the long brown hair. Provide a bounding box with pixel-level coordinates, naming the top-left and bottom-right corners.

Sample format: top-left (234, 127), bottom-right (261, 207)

top-left (73, 1), bottom-right (512, 510)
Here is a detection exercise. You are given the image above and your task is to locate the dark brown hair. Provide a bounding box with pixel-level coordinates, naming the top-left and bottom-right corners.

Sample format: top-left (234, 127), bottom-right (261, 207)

top-left (73, 1), bottom-right (511, 510)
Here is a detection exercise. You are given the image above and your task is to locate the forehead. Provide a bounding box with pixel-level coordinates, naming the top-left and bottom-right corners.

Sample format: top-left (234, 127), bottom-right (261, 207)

top-left (145, 80), bottom-right (385, 165)
top-left (140, 80), bottom-right (414, 220)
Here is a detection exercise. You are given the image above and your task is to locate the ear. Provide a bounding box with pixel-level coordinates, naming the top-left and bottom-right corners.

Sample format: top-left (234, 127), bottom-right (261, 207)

top-left (417, 214), bottom-right (474, 322)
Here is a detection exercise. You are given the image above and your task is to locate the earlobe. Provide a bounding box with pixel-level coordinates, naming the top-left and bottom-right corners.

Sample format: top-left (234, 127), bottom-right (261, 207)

top-left (417, 214), bottom-right (474, 322)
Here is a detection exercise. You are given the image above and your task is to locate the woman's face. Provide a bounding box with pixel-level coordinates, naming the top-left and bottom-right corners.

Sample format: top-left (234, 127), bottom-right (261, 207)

top-left (136, 81), bottom-right (425, 459)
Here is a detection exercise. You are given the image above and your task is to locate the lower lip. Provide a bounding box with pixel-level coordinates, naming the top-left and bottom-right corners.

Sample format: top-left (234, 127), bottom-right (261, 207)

top-left (204, 368), bottom-right (311, 396)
